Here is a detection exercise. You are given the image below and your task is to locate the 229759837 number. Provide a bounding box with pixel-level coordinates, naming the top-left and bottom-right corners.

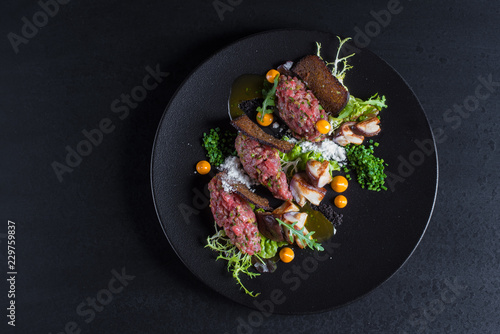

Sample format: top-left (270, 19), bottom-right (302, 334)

top-left (8, 221), bottom-right (15, 271)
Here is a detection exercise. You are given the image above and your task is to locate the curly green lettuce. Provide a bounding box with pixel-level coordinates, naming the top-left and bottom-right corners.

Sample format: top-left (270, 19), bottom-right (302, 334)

top-left (339, 94), bottom-right (387, 120)
top-left (206, 229), bottom-right (261, 297)
top-left (328, 94), bottom-right (387, 132)
top-left (316, 37), bottom-right (354, 83)
top-left (206, 228), bottom-right (287, 296)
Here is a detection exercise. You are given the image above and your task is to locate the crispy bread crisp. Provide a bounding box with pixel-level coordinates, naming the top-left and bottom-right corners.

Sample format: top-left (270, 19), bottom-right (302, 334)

top-left (292, 55), bottom-right (349, 115)
top-left (233, 183), bottom-right (273, 211)
top-left (231, 115), bottom-right (294, 153)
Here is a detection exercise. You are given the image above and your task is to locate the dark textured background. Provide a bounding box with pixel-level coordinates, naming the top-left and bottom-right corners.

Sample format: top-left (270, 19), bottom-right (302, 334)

top-left (1, 0), bottom-right (499, 333)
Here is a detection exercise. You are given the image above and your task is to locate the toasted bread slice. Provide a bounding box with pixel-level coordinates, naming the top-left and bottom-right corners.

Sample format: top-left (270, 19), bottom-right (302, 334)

top-left (231, 114), bottom-right (294, 153)
top-left (292, 55), bottom-right (349, 115)
top-left (233, 183), bottom-right (273, 211)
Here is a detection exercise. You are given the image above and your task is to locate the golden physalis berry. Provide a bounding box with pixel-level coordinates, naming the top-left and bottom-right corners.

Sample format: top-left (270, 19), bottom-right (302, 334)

top-left (279, 247), bottom-right (295, 263)
top-left (196, 160), bottom-right (211, 175)
top-left (266, 69), bottom-right (280, 83)
top-left (315, 119), bottom-right (331, 134)
top-left (331, 175), bottom-right (348, 193)
top-left (256, 112), bottom-right (273, 127)
top-left (334, 195), bottom-right (347, 208)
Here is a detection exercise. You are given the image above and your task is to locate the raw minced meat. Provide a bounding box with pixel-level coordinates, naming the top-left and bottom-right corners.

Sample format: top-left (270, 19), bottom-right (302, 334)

top-left (208, 173), bottom-right (261, 255)
top-left (235, 133), bottom-right (293, 201)
top-left (276, 75), bottom-right (328, 142)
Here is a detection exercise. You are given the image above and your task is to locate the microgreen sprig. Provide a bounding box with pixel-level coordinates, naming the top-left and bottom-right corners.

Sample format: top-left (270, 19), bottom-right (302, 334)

top-left (257, 75), bottom-right (279, 122)
top-left (276, 219), bottom-right (324, 251)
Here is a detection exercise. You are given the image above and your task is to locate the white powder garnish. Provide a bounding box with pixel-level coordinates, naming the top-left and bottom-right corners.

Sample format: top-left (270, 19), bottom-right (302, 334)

top-left (284, 136), bottom-right (298, 144)
top-left (272, 122), bottom-right (279, 129)
top-left (298, 139), bottom-right (347, 165)
top-left (282, 136), bottom-right (344, 164)
top-left (218, 156), bottom-right (258, 192)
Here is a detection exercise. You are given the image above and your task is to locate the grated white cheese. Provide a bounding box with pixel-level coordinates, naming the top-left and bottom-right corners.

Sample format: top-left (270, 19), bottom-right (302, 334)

top-left (298, 139), bottom-right (347, 165)
top-left (218, 156), bottom-right (258, 192)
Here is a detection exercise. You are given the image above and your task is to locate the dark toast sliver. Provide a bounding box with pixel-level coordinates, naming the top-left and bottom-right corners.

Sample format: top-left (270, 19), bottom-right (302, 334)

top-left (292, 55), bottom-right (350, 115)
top-left (233, 183), bottom-right (273, 211)
top-left (231, 115), bottom-right (294, 153)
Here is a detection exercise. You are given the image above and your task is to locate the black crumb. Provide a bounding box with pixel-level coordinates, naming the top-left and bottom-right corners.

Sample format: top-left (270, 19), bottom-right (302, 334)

top-left (311, 203), bottom-right (343, 228)
top-left (238, 98), bottom-right (263, 116)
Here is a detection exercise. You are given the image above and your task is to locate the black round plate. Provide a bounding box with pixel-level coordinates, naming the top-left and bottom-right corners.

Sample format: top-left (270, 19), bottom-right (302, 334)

top-left (151, 29), bottom-right (438, 314)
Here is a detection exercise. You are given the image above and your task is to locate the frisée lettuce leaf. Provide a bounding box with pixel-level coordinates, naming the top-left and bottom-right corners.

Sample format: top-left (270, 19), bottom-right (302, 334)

top-left (337, 94), bottom-right (387, 121)
top-left (328, 94), bottom-right (387, 132)
top-left (206, 229), bottom-right (261, 297)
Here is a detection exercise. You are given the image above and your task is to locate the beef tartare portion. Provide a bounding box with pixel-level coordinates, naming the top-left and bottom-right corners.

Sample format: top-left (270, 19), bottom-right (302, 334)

top-left (208, 173), bottom-right (261, 255)
top-left (235, 133), bottom-right (293, 201)
top-left (276, 75), bottom-right (328, 142)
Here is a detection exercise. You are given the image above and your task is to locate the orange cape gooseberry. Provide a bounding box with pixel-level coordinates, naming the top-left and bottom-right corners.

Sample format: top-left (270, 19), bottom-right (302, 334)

top-left (196, 160), bottom-right (211, 174)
